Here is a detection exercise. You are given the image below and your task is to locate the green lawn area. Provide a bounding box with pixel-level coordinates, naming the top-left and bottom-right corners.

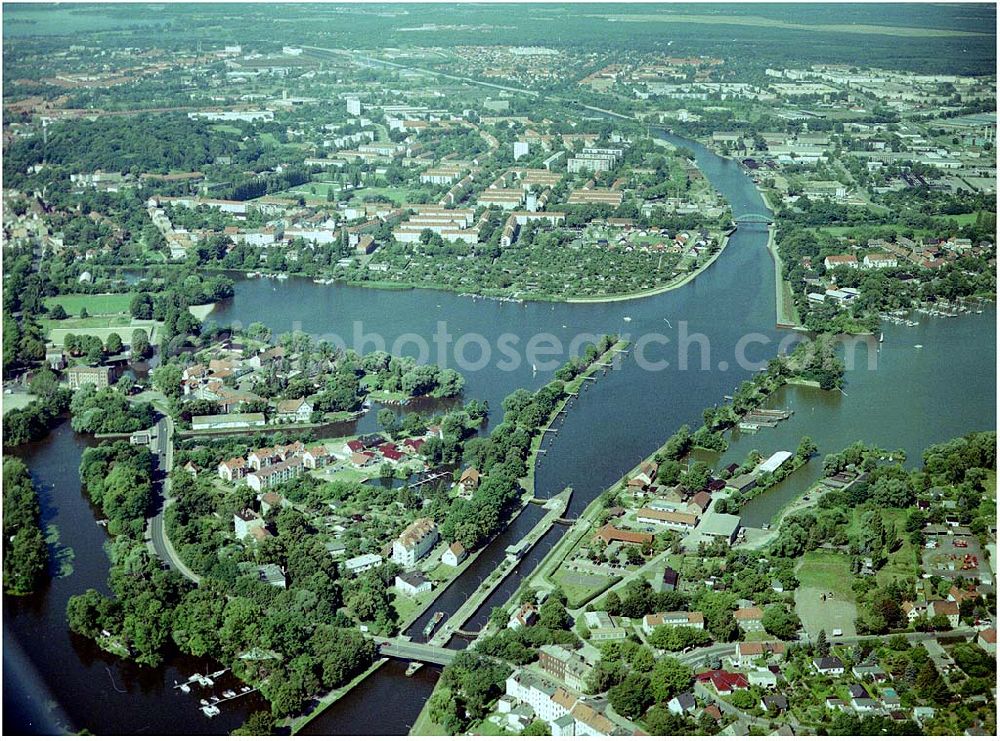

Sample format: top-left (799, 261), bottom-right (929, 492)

top-left (260, 132), bottom-right (279, 146)
top-left (983, 470), bottom-right (997, 500)
top-left (46, 321), bottom-right (159, 347)
top-left (795, 551), bottom-right (858, 638)
top-left (346, 186), bottom-right (417, 205)
top-left (284, 180), bottom-right (343, 197)
top-left (44, 293), bottom-right (134, 315)
top-left (392, 590), bottom-right (435, 627)
top-left (552, 565), bottom-right (615, 608)
top-left (468, 718), bottom-right (512, 736)
top-left (796, 551), bottom-right (854, 597)
top-left (932, 212), bottom-right (983, 226)
top-left (309, 465), bottom-right (374, 485)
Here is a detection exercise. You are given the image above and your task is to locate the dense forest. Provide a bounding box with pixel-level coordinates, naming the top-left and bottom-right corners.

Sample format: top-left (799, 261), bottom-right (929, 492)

top-left (2, 114), bottom-right (239, 182)
top-left (2, 456), bottom-right (49, 595)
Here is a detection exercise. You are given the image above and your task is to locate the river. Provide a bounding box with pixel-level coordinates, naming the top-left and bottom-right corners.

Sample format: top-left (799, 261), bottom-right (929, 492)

top-left (3, 132), bottom-right (994, 735)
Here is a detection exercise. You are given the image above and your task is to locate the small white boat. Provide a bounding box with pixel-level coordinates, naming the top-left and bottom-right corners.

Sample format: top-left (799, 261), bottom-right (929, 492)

top-left (223, 689), bottom-right (237, 699)
top-left (878, 332), bottom-right (884, 343)
top-left (623, 316), bottom-right (632, 322)
top-left (179, 684), bottom-right (191, 694)
top-left (201, 705), bottom-right (221, 718)
top-left (914, 344), bottom-right (923, 349)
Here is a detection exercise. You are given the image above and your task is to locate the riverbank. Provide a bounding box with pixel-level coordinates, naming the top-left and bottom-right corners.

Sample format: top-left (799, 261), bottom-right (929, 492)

top-left (282, 658), bottom-right (389, 735)
top-left (764, 225), bottom-right (805, 330)
top-left (187, 303), bottom-right (216, 321)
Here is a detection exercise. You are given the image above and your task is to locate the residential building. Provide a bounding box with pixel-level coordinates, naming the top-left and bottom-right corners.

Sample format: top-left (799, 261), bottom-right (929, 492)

top-left (642, 611), bottom-right (705, 634)
top-left (636, 508), bottom-right (699, 531)
top-left (667, 692), bottom-right (697, 715)
top-left (928, 599), bottom-right (961, 628)
top-left (391, 518), bottom-right (439, 568)
top-left (696, 669), bottom-right (750, 695)
top-left (734, 606), bottom-right (765, 633)
top-left (303, 445), bottom-right (331, 469)
top-left (234, 509), bottom-right (265, 540)
top-left (395, 571), bottom-right (432, 598)
top-left (735, 641), bottom-right (786, 667)
top-left (813, 656), bottom-right (845, 675)
top-left (274, 397), bottom-right (313, 423)
top-left (66, 365), bottom-right (115, 390)
top-left (245, 455), bottom-right (305, 493)
top-left (537, 645), bottom-right (590, 693)
top-left (509, 603), bottom-right (539, 630)
top-left (344, 553), bottom-right (382, 575)
top-left (978, 628), bottom-right (996, 655)
top-left (442, 542), bottom-right (467, 567)
top-left (218, 456), bottom-right (247, 482)
top-left (824, 254), bottom-right (859, 270)
top-left (593, 524), bottom-right (653, 547)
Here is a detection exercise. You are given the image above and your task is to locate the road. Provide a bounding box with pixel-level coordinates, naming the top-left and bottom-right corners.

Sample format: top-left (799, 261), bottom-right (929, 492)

top-left (146, 414), bottom-right (201, 583)
top-left (371, 637), bottom-right (458, 666)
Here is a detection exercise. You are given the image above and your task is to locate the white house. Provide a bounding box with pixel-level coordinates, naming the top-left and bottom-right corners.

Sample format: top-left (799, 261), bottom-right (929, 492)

top-left (234, 509), bottom-right (265, 540)
top-left (391, 518), bottom-right (438, 568)
top-left (442, 542), bottom-right (467, 567)
top-left (274, 397), bottom-right (313, 423)
top-left (395, 571), bottom-right (432, 598)
top-left (344, 553), bottom-right (382, 575)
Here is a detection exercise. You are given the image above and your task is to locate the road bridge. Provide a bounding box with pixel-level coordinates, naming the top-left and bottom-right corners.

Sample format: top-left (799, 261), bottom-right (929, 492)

top-left (371, 637), bottom-right (459, 666)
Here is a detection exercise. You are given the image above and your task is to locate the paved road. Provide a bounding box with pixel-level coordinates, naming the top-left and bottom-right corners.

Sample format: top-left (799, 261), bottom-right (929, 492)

top-left (371, 637), bottom-right (458, 666)
top-left (146, 414), bottom-right (201, 583)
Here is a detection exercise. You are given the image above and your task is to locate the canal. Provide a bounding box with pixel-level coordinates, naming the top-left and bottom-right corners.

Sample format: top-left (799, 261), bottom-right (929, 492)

top-left (3, 131), bottom-right (994, 735)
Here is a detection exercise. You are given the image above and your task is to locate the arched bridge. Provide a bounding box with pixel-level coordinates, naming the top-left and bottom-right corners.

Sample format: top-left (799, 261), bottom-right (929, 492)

top-left (733, 213), bottom-right (774, 225)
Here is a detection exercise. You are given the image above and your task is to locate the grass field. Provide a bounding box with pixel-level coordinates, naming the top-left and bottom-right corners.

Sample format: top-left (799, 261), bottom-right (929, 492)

top-left (346, 186), bottom-right (418, 205)
top-left (44, 293), bottom-right (135, 315)
top-left (46, 321), bottom-right (159, 347)
top-left (2, 392), bottom-right (37, 412)
top-left (552, 565), bottom-right (615, 607)
top-left (794, 551), bottom-right (858, 639)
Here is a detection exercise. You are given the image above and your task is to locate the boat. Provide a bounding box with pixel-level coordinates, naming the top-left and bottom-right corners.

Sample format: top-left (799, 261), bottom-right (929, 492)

top-left (179, 684), bottom-right (191, 693)
top-left (423, 611), bottom-right (445, 637)
top-left (240, 686), bottom-right (251, 693)
top-left (878, 332), bottom-right (884, 343)
top-left (209, 696), bottom-right (221, 704)
top-left (405, 662), bottom-right (424, 677)
top-left (914, 344), bottom-right (923, 349)
top-left (223, 689), bottom-right (237, 699)
top-left (623, 316), bottom-right (632, 322)
top-left (532, 363), bottom-right (537, 374)
top-left (201, 706), bottom-right (221, 718)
